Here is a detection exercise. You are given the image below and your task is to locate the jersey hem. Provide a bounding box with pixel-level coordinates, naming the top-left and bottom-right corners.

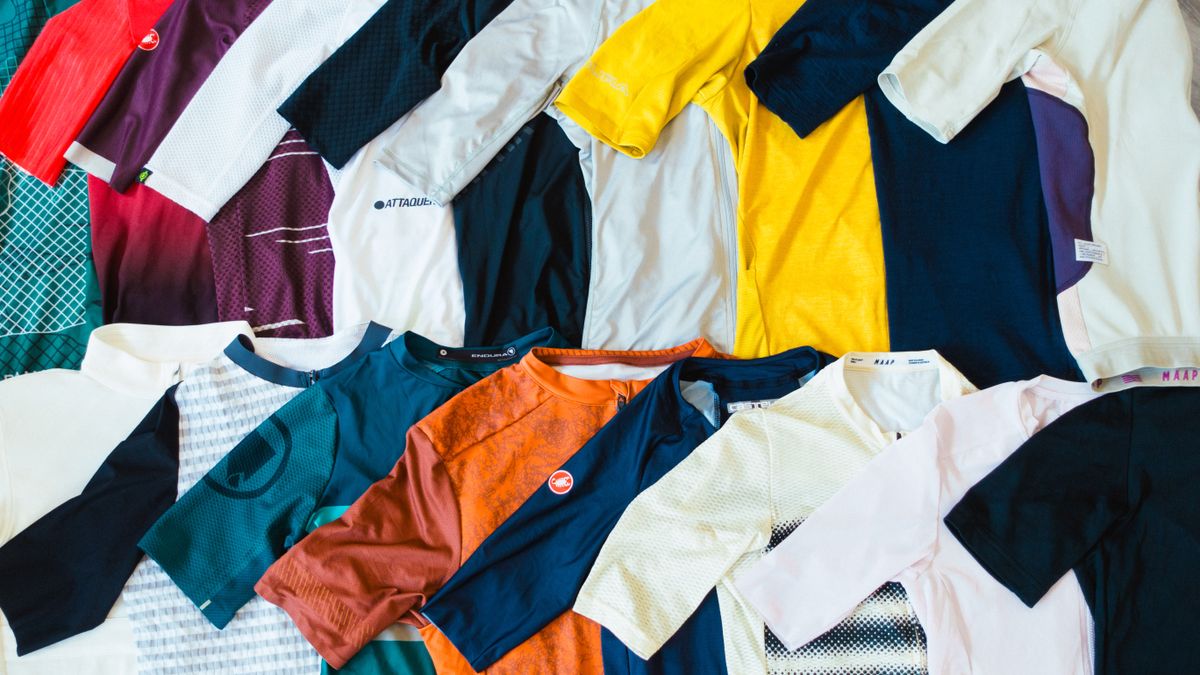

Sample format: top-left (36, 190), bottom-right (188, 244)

top-left (1077, 338), bottom-right (1200, 391)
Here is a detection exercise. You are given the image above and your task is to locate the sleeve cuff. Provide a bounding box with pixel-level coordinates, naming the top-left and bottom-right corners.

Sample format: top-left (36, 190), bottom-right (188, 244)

top-left (744, 61), bottom-right (833, 139)
top-left (554, 86), bottom-right (654, 159)
top-left (877, 69), bottom-right (958, 145)
top-left (572, 593), bottom-right (662, 661)
top-left (944, 505), bottom-right (1050, 608)
top-left (255, 556), bottom-right (372, 669)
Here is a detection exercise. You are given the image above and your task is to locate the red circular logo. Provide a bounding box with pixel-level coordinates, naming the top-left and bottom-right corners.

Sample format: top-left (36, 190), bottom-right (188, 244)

top-left (547, 470), bottom-right (574, 495)
top-left (138, 29), bottom-right (160, 51)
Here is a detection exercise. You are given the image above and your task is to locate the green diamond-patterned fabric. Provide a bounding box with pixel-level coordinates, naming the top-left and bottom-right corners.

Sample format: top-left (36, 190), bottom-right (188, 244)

top-left (0, 0), bottom-right (101, 378)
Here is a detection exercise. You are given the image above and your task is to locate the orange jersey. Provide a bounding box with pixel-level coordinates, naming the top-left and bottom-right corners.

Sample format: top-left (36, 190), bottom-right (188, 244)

top-left (256, 339), bottom-right (720, 673)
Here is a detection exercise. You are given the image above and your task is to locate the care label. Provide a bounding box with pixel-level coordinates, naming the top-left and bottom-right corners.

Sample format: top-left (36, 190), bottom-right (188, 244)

top-left (1074, 239), bottom-right (1109, 265)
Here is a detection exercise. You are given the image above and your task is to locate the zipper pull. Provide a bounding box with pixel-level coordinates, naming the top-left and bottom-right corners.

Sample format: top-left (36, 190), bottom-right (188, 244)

top-left (308, 370), bottom-right (318, 386)
top-left (616, 394), bottom-right (627, 411)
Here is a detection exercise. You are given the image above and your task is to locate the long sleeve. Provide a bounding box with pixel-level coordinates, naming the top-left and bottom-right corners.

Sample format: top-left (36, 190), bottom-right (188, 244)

top-left (278, 0), bottom-right (487, 168)
top-left (0, 389), bottom-right (180, 655)
top-left (137, 385), bottom-right (337, 629)
top-left (572, 411), bottom-right (772, 659)
top-left (945, 393), bottom-right (1132, 607)
top-left (372, 0), bottom-right (586, 205)
top-left (744, 0), bottom-right (952, 138)
top-left (878, 0), bottom-right (1072, 142)
top-left (553, 0), bottom-right (748, 159)
top-left (736, 421), bottom-right (941, 651)
top-left (141, 0), bottom-right (383, 220)
top-left (254, 425), bottom-right (460, 669)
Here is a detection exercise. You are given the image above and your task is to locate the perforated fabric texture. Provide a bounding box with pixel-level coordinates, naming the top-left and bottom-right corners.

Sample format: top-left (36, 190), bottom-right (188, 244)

top-left (0, 0), bottom-right (100, 376)
top-left (143, 0), bottom-right (385, 220)
top-left (206, 131), bottom-right (335, 338)
top-left (125, 354), bottom-right (321, 673)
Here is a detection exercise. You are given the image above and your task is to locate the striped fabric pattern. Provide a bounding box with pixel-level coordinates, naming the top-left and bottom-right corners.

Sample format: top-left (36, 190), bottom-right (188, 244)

top-left (124, 355), bottom-right (319, 674)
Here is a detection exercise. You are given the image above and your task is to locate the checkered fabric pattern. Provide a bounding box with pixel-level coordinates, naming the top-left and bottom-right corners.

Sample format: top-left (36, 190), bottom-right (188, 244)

top-left (0, 0), bottom-right (101, 376)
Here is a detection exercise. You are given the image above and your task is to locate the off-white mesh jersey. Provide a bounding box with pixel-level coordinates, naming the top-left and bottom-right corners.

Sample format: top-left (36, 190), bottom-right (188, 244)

top-left (574, 352), bottom-right (977, 675)
top-left (143, 0), bottom-right (385, 221)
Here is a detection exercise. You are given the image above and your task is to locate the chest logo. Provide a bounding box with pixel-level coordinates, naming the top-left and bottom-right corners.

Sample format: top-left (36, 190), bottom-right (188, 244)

top-left (548, 470), bottom-right (574, 495)
top-left (138, 29), bottom-right (160, 51)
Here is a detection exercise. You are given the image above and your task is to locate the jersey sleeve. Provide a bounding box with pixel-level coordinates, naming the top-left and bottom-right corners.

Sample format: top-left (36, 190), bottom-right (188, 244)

top-left (736, 420), bottom-right (942, 652)
top-left (278, 0), bottom-right (469, 169)
top-left (572, 411), bottom-right (772, 659)
top-left (137, 385), bottom-right (337, 629)
top-left (253, 424), bottom-right (460, 669)
top-left (553, 0), bottom-right (748, 159)
top-left (0, 389), bottom-right (180, 655)
top-left (371, 0), bottom-right (585, 205)
top-left (141, 0), bottom-right (382, 220)
top-left (744, 0), bottom-right (951, 138)
top-left (944, 393), bottom-right (1132, 608)
top-left (419, 390), bottom-right (707, 671)
top-left (877, 0), bottom-right (1071, 143)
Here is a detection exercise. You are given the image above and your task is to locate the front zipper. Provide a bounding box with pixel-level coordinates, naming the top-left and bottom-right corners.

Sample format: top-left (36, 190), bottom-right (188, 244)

top-left (709, 119), bottom-right (739, 353)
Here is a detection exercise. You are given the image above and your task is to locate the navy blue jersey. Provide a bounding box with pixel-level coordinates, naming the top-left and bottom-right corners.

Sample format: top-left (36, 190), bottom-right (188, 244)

top-left (746, 0), bottom-right (1082, 388)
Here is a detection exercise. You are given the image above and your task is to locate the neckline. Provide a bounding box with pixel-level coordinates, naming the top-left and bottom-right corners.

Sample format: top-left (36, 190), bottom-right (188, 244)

top-left (520, 338), bottom-right (719, 405)
top-left (825, 350), bottom-right (976, 445)
top-left (670, 345), bottom-right (834, 436)
top-left (223, 322), bottom-right (392, 388)
top-left (1015, 375), bottom-right (1101, 439)
top-left (390, 327), bottom-right (562, 389)
top-left (80, 321), bottom-right (255, 396)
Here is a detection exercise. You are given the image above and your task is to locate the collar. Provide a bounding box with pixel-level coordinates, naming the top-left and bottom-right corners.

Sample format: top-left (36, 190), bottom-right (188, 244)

top-left (521, 337), bottom-right (719, 405)
top-left (80, 321), bottom-right (254, 396)
top-left (393, 326), bottom-right (565, 389)
top-left (669, 344), bottom-right (836, 433)
top-left (825, 350), bottom-right (977, 445)
top-left (223, 322), bottom-right (392, 387)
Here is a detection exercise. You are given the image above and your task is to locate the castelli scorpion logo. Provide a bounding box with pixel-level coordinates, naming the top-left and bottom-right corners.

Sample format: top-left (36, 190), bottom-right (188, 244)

top-left (547, 470), bottom-right (574, 495)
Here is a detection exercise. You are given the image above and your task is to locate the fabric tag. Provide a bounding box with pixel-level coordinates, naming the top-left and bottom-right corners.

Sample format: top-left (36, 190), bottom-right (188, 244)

top-left (1074, 239), bottom-right (1109, 265)
top-left (726, 399), bottom-right (778, 414)
top-left (137, 168), bottom-right (153, 183)
top-left (437, 346), bottom-right (519, 362)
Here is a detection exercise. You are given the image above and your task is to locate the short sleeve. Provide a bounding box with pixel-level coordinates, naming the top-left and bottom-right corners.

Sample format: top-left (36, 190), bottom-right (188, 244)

top-left (554, 0), bottom-right (749, 158)
top-left (254, 425), bottom-right (461, 669)
top-left (277, 0), bottom-right (464, 168)
top-left (877, 0), bottom-right (1071, 143)
top-left (744, 0), bottom-right (952, 138)
top-left (138, 386), bottom-right (338, 628)
top-left (0, 390), bottom-right (180, 654)
top-left (945, 392), bottom-right (1132, 608)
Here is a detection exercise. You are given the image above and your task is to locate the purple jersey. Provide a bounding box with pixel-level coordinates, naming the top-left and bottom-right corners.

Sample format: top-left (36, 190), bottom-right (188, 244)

top-left (66, 0), bottom-right (272, 191)
top-left (206, 131), bottom-right (336, 338)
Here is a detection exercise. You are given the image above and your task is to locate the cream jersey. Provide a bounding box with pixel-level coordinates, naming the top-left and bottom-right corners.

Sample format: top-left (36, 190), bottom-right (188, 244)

top-left (575, 352), bottom-right (976, 675)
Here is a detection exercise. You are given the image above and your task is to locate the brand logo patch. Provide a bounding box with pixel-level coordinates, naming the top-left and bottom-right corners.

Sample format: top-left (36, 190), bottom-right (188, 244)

top-left (548, 470), bottom-right (574, 495)
top-left (138, 29), bottom-right (160, 51)
top-left (373, 196), bottom-right (435, 210)
top-left (137, 168), bottom-right (152, 183)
